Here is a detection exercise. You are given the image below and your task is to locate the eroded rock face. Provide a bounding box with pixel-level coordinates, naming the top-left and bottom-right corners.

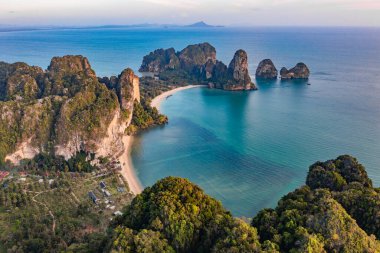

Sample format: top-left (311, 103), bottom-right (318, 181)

top-left (178, 42), bottom-right (216, 72)
top-left (117, 68), bottom-right (140, 111)
top-left (201, 60), bottom-right (228, 89)
top-left (139, 48), bottom-right (179, 73)
top-left (0, 56), bottom-right (139, 164)
top-left (280, 63), bottom-right (310, 79)
top-left (201, 60), bottom-right (227, 81)
top-left (225, 50), bottom-right (256, 90)
top-left (255, 59), bottom-right (278, 79)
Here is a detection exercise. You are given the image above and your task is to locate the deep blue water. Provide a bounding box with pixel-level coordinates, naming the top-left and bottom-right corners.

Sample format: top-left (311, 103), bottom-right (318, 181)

top-left (1, 27), bottom-right (380, 216)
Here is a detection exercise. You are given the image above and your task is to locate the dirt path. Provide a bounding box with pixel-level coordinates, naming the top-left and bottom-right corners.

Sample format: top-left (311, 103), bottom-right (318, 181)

top-left (26, 190), bottom-right (57, 234)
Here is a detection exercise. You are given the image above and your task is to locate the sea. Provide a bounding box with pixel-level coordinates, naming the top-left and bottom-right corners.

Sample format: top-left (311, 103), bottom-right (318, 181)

top-left (1, 26), bottom-right (380, 216)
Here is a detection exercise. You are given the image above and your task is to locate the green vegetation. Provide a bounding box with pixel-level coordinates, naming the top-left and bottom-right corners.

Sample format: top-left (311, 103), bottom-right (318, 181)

top-left (107, 155), bottom-right (380, 253)
top-left (139, 77), bottom-right (173, 101)
top-left (108, 177), bottom-right (269, 253)
top-left (0, 56), bottom-right (129, 164)
top-left (306, 155), bottom-right (372, 191)
top-left (20, 151), bottom-right (96, 173)
top-left (127, 100), bottom-right (168, 134)
top-left (0, 97), bottom-right (63, 165)
top-left (252, 155), bottom-right (380, 252)
top-left (0, 166), bottom-right (133, 252)
top-left (56, 80), bottom-right (118, 145)
top-left (306, 155), bottom-right (380, 239)
top-left (1, 153), bottom-right (380, 252)
top-left (158, 69), bottom-right (200, 86)
top-left (127, 77), bottom-right (171, 134)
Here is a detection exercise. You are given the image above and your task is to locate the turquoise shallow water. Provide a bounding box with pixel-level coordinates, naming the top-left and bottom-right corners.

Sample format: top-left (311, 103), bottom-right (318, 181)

top-left (1, 27), bottom-right (380, 216)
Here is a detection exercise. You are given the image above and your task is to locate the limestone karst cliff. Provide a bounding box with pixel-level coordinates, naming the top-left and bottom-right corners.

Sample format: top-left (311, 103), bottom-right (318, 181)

top-left (0, 56), bottom-right (140, 164)
top-left (139, 43), bottom-right (257, 91)
top-left (178, 42), bottom-right (217, 72)
top-left (139, 48), bottom-right (180, 73)
top-left (225, 49), bottom-right (255, 90)
top-left (255, 59), bottom-right (278, 79)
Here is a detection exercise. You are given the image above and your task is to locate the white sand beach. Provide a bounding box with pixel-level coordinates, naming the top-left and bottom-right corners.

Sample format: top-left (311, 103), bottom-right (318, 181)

top-left (150, 85), bottom-right (206, 110)
top-left (118, 135), bottom-right (143, 194)
top-left (118, 85), bottom-right (206, 195)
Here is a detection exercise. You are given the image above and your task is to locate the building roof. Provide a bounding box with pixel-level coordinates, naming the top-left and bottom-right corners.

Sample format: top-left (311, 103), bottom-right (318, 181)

top-left (88, 191), bottom-right (97, 201)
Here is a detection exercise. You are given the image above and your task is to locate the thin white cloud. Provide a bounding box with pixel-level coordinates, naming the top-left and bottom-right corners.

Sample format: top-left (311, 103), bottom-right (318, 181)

top-left (141, 0), bottom-right (201, 9)
top-left (0, 0), bottom-right (379, 26)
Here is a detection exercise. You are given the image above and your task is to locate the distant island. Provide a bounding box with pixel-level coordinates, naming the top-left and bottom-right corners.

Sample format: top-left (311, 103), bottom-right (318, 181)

top-left (185, 21), bottom-right (224, 28)
top-left (0, 22), bottom-right (224, 33)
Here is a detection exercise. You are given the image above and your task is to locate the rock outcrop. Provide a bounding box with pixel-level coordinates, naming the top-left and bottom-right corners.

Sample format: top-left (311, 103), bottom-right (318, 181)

top-left (200, 59), bottom-right (228, 88)
top-left (45, 55), bottom-right (97, 96)
top-left (0, 56), bottom-right (140, 164)
top-left (0, 62), bottom-right (44, 101)
top-left (117, 68), bottom-right (140, 110)
top-left (139, 48), bottom-right (179, 73)
top-left (280, 63), bottom-right (310, 79)
top-left (47, 55), bottom-right (96, 78)
top-left (139, 43), bottom-right (256, 91)
top-left (225, 50), bottom-right (256, 90)
top-left (178, 43), bottom-right (216, 72)
top-left (255, 59), bottom-right (278, 79)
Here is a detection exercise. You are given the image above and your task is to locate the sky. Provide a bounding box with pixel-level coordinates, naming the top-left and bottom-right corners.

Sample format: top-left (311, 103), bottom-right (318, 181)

top-left (0, 0), bottom-right (379, 27)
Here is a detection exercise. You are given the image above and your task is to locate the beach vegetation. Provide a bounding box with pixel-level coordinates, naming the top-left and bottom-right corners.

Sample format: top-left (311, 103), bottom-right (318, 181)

top-left (127, 100), bottom-right (168, 134)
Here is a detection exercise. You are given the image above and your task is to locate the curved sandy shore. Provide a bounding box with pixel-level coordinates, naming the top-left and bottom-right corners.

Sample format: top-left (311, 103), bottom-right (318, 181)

top-left (118, 85), bottom-right (206, 195)
top-left (151, 85), bottom-right (206, 110)
top-left (118, 135), bottom-right (143, 194)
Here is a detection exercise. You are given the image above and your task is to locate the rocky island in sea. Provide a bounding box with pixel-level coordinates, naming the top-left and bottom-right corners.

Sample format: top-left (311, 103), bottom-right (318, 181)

top-left (255, 59), bottom-right (310, 80)
top-left (280, 63), bottom-right (310, 80)
top-left (255, 59), bottom-right (278, 79)
top-left (139, 42), bottom-right (257, 91)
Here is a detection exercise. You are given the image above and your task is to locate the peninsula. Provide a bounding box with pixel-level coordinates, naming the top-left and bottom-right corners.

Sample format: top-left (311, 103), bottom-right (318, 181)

top-left (139, 42), bottom-right (257, 91)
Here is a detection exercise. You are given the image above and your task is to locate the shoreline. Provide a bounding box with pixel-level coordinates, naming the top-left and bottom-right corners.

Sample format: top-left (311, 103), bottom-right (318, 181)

top-left (118, 134), bottom-right (143, 195)
top-left (118, 85), bottom-right (206, 195)
top-left (151, 85), bottom-right (206, 111)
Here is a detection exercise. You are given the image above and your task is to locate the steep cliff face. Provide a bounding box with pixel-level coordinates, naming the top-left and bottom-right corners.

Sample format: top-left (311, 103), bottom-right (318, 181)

top-left (139, 48), bottom-right (179, 73)
top-left (117, 68), bottom-right (140, 110)
top-left (0, 56), bottom-right (140, 164)
top-left (200, 59), bottom-right (228, 88)
top-left (178, 42), bottom-right (216, 72)
top-left (1, 96), bottom-right (63, 163)
top-left (280, 63), bottom-right (310, 79)
top-left (225, 50), bottom-right (256, 90)
top-left (54, 65), bottom-right (140, 160)
top-left (255, 59), bottom-right (278, 79)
